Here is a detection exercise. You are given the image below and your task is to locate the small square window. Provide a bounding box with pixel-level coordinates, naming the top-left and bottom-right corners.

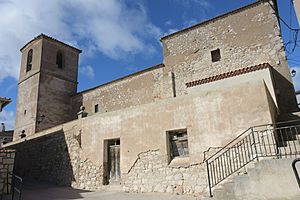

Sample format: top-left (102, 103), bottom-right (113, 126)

top-left (211, 49), bottom-right (221, 62)
top-left (94, 104), bottom-right (99, 113)
top-left (168, 129), bottom-right (189, 159)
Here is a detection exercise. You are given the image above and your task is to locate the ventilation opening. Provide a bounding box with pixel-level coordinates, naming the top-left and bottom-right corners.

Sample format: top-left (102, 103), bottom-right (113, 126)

top-left (26, 49), bottom-right (33, 72)
top-left (56, 51), bottom-right (64, 68)
top-left (211, 49), bottom-right (221, 62)
top-left (94, 104), bottom-right (99, 113)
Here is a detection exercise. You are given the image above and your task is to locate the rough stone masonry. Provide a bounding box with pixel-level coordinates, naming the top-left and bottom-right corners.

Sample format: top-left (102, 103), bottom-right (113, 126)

top-left (4, 0), bottom-right (299, 197)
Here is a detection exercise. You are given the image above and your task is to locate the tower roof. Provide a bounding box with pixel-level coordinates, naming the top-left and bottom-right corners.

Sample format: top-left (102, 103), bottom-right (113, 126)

top-left (20, 33), bottom-right (82, 53)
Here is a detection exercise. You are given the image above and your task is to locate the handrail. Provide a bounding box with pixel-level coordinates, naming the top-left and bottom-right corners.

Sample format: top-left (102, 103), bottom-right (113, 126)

top-left (205, 119), bottom-right (300, 162)
top-left (205, 128), bottom-right (253, 162)
top-left (292, 158), bottom-right (300, 188)
top-left (206, 121), bottom-right (300, 197)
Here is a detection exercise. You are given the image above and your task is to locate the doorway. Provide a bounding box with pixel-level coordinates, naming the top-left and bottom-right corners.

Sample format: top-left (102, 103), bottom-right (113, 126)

top-left (103, 139), bottom-right (120, 185)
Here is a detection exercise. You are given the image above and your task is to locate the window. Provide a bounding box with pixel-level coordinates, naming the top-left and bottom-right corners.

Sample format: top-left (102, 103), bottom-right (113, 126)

top-left (56, 51), bottom-right (63, 68)
top-left (26, 49), bottom-right (33, 72)
top-left (211, 49), bottom-right (221, 62)
top-left (168, 129), bottom-right (189, 159)
top-left (94, 104), bottom-right (99, 113)
top-left (24, 110), bottom-right (27, 115)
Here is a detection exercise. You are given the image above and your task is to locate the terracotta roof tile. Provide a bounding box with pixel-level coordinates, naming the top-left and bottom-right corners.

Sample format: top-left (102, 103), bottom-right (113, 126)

top-left (186, 63), bottom-right (271, 88)
top-left (20, 33), bottom-right (82, 53)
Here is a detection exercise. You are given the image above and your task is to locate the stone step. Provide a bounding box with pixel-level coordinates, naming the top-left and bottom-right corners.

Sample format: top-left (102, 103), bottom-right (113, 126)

top-left (222, 181), bottom-right (234, 194)
top-left (101, 184), bottom-right (123, 192)
top-left (212, 187), bottom-right (236, 200)
top-left (212, 188), bottom-right (225, 199)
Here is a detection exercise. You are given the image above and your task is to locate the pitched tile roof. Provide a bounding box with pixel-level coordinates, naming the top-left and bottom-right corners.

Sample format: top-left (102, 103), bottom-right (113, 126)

top-left (186, 63), bottom-right (271, 88)
top-left (20, 33), bottom-right (82, 53)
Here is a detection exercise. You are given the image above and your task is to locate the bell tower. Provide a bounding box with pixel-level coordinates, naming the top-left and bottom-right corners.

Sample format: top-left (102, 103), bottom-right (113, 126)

top-left (14, 34), bottom-right (81, 140)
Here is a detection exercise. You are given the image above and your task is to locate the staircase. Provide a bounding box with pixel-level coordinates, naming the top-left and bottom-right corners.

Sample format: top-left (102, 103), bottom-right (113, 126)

top-left (205, 119), bottom-right (300, 199)
top-left (202, 158), bottom-right (300, 200)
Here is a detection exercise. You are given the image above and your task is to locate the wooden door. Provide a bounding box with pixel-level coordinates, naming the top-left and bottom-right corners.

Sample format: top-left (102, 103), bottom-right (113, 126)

top-left (109, 145), bottom-right (120, 183)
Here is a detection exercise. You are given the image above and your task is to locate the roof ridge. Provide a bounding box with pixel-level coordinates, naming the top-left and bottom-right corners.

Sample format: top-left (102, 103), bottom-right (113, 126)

top-left (20, 33), bottom-right (82, 53)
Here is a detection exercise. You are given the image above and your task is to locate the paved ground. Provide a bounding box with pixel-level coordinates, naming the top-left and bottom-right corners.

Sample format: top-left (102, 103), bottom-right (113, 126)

top-left (2, 182), bottom-right (198, 200)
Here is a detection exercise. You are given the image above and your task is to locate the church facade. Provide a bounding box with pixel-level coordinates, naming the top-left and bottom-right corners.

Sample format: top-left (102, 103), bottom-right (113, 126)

top-left (4, 0), bottom-right (300, 196)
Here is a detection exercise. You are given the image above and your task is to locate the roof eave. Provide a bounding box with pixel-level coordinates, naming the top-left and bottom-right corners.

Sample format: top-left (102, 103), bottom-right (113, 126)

top-left (20, 33), bottom-right (82, 53)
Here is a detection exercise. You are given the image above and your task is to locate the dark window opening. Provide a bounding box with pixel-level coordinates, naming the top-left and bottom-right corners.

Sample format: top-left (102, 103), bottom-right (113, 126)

top-left (168, 129), bottom-right (189, 159)
top-left (56, 51), bottom-right (63, 68)
top-left (24, 110), bottom-right (27, 115)
top-left (94, 104), bottom-right (99, 113)
top-left (26, 49), bottom-right (33, 72)
top-left (211, 49), bottom-right (221, 62)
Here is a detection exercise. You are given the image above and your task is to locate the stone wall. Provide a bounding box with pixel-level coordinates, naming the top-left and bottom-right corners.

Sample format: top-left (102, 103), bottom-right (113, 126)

top-left (123, 149), bottom-right (208, 195)
top-left (0, 150), bottom-right (15, 194)
top-left (71, 64), bottom-right (165, 117)
top-left (14, 35), bottom-right (81, 139)
top-left (14, 73), bottom-right (40, 139)
top-left (7, 64), bottom-right (276, 194)
top-left (69, 1), bottom-right (297, 121)
top-left (13, 1), bottom-right (298, 141)
top-left (13, 129), bottom-right (103, 190)
top-left (161, 1), bottom-right (297, 112)
top-left (35, 37), bottom-right (80, 133)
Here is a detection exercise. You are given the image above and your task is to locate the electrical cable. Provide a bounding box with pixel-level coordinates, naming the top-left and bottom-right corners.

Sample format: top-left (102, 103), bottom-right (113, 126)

top-left (266, 0), bottom-right (300, 54)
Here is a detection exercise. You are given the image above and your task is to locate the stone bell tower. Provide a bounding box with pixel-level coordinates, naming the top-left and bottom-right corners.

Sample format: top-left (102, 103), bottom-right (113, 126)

top-left (14, 34), bottom-right (81, 140)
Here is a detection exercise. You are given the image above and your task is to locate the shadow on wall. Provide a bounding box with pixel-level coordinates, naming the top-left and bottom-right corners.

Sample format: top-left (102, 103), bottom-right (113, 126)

top-left (271, 68), bottom-right (299, 113)
top-left (12, 130), bottom-right (75, 186)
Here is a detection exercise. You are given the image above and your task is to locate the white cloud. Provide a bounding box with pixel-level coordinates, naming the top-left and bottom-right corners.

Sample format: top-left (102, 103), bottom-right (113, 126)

top-left (163, 0), bottom-right (211, 38)
top-left (183, 18), bottom-right (198, 28)
top-left (79, 65), bottom-right (95, 80)
top-left (174, 0), bottom-right (211, 9)
top-left (162, 29), bottom-right (180, 38)
top-left (165, 20), bottom-right (172, 26)
top-left (191, 0), bottom-right (211, 9)
top-left (0, 110), bottom-right (15, 130)
top-left (0, 0), bottom-right (162, 82)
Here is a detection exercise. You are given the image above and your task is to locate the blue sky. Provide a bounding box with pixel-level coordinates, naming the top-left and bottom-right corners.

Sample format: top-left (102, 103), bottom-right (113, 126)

top-left (0, 0), bottom-right (299, 129)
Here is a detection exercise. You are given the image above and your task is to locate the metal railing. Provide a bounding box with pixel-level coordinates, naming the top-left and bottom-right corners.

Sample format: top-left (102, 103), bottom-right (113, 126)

top-left (0, 171), bottom-right (23, 200)
top-left (296, 91), bottom-right (300, 107)
top-left (206, 121), bottom-right (300, 197)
